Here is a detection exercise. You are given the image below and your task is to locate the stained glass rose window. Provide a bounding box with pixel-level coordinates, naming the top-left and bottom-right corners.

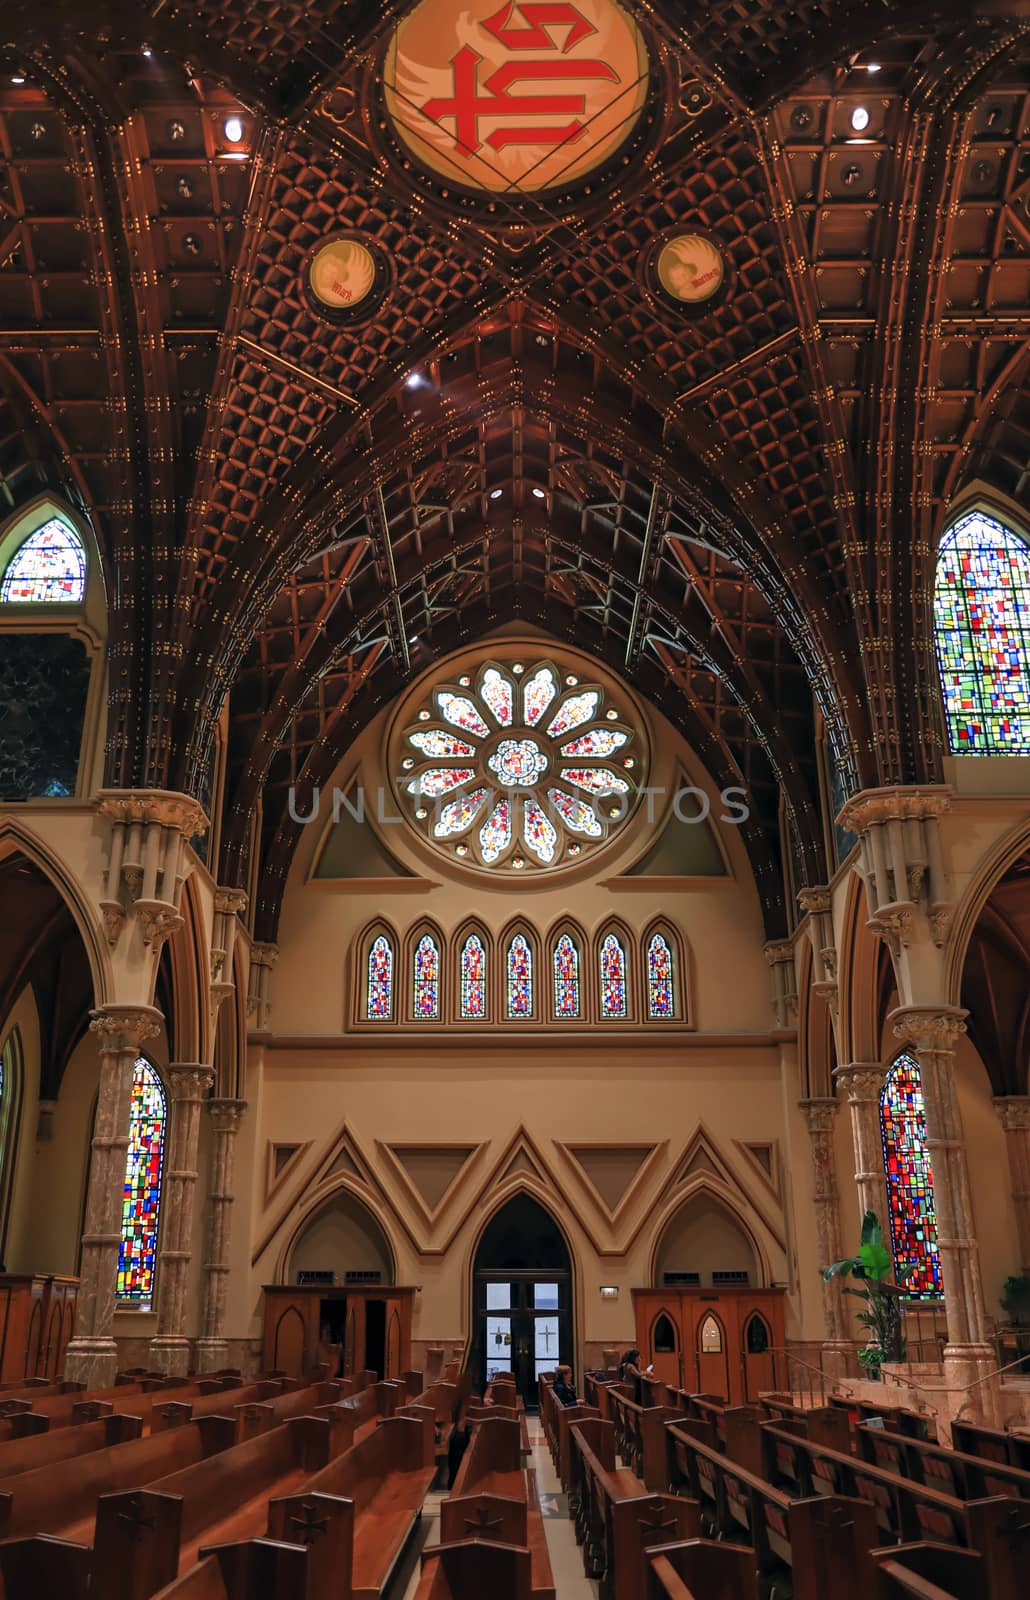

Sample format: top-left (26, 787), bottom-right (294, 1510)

top-left (393, 656), bottom-right (644, 873)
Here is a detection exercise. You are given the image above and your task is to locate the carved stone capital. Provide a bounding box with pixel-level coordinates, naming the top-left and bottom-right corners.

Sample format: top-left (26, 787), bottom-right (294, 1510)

top-left (871, 903), bottom-right (915, 958)
top-left (167, 1064), bottom-right (215, 1102)
top-left (800, 1097), bottom-right (839, 1134)
top-left (214, 886), bottom-right (248, 917)
top-left (208, 1097), bottom-right (247, 1134)
top-left (764, 941), bottom-right (794, 968)
top-left (250, 943), bottom-right (278, 971)
top-left (833, 1062), bottom-right (885, 1101)
top-left (136, 902), bottom-right (184, 949)
top-left (88, 1004), bottom-right (163, 1054)
top-left (96, 789), bottom-right (209, 840)
top-left (797, 886), bottom-right (832, 917)
top-left (993, 1097), bottom-right (1030, 1134)
top-left (838, 785), bottom-right (952, 835)
top-left (890, 1005), bottom-right (967, 1055)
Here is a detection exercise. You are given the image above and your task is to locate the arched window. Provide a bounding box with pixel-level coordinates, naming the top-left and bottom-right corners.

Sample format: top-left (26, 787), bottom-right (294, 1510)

top-left (1, 515), bottom-right (87, 603)
top-left (600, 932), bottom-right (628, 1019)
top-left (646, 932), bottom-right (676, 1019)
top-left (880, 1054), bottom-right (942, 1299)
top-left (118, 1059), bottom-right (167, 1303)
top-left (366, 933), bottom-right (394, 1021)
top-left (412, 932), bottom-right (441, 1020)
top-left (934, 508), bottom-right (1030, 754)
top-left (506, 933), bottom-right (533, 1019)
top-left (460, 933), bottom-right (487, 1020)
top-left (552, 933), bottom-right (581, 1019)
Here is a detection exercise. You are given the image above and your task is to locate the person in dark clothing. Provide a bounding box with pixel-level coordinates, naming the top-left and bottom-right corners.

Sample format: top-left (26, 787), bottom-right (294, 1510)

top-left (619, 1347), bottom-right (649, 1382)
top-left (447, 1420), bottom-right (471, 1486)
top-left (552, 1364), bottom-right (577, 1406)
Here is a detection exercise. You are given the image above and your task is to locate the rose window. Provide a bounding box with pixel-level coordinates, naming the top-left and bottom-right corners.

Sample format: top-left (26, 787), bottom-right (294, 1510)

top-left (394, 657), bottom-right (644, 873)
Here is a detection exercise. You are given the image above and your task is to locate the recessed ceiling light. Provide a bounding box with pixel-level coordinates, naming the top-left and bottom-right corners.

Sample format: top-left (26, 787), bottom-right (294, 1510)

top-left (865, 63), bottom-right (882, 74)
top-left (224, 115), bottom-right (245, 143)
top-left (851, 106), bottom-right (871, 132)
top-left (532, 487), bottom-right (546, 499)
top-left (142, 46), bottom-right (153, 59)
top-left (489, 488), bottom-right (503, 500)
top-left (405, 373), bottom-right (423, 390)
top-left (10, 75), bottom-right (25, 85)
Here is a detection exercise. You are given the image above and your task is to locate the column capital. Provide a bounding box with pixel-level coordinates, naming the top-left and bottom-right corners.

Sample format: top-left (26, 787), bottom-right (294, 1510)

top-left (994, 1096), bottom-right (1030, 1133)
top-left (799, 1097), bottom-right (839, 1133)
top-left (889, 1005), bottom-right (967, 1054)
top-left (838, 784), bottom-right (952, 835)
top-left (797, 886), bottom-right (832, 917)
top-left (166, 1064), bottom-right (216, 1101)
top-left (89, 1004), bottom-right (164, 1054)
top-left (833, 1061), bottom-right (885, 1100)
top-left (214, 886), bottom-right (248, 917)
top-left (250, 943), bottom-right (278, 970)
top-left (96, 788), bottom-right (209, 839)
top-left (208, 1098), bottom-right (247, 1133)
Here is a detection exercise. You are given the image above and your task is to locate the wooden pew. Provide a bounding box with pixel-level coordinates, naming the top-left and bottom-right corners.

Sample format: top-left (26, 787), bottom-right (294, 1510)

top-left (664, 1420), bottom-right (879, 1600)
top-left (950, 1420), bottom-right (1030, 1473)
top-left (568, 1417), bottom-right (698, 1600)
top-left (152, 1381), bottom-right (282, 1434)
top-left (830, 1393), bottom-right (934, 1439)
top-left (440, 1415), bottom-right (554, 1599)
top-left (757, 1422), bottom-right (1028, 1594)
top-left (234, 1380), bottom-right (342, 1442)
top-left (856, 1420), bottom-right (1030, 1502)
top-left (266, 1412), bottom-right (437, 1599)
top-left (759, 1393), bottom-right (853, 1452)
top-left (148, 1536), bottom-right (330, 1600)
top-left (0, 1377), bottom-right (232, 1441)
top-left (312, 1379), bottom-right (402, 1452)
top-left (0, 1411), bottom-right (143, 1482)
top-left (647, 1539), bottom-right (758, 1600)
top-left (414, 1538), bottom-right (533, 1600)
top-left (607, 1388), bottom-right (681, 1491)
top-left (874, 1541), bottom-right (1000, 1599)
top-left (90, 1414), bottom-right (337, 1599)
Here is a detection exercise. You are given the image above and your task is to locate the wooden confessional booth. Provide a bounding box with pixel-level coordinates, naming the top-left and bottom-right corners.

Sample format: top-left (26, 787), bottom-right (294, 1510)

top-left (632, 1286), bottom-right (786, 1405)
top-left (0, 1274), bottom-right (79, 1382)
top-left (261, 1284), bottom-right (415, 1380)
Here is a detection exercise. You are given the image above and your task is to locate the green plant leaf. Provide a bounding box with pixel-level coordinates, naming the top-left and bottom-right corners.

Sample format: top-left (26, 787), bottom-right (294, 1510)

top-left (860, 1211), bottom-right (883, 1249)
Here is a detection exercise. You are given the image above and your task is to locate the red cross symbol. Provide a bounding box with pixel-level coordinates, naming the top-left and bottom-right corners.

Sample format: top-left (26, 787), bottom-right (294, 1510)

top-left (420, 3), bottom-right (619, 159)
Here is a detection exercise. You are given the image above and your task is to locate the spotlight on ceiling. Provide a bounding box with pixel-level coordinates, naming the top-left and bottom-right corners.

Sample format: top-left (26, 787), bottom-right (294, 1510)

top-left (865, 62), bottom-right (881, 74)
top-left (851, 106), bottom-right (871, 132)
top-left (10, 75), bottom-right (26, 85)
top-left (489, 488), bottom-right (503, 500)
top-left (405, 372), bottom-right (424, 390)
top-left (532, 487), bottom-right (546, 499)
top-left (224, 115), bottom-right (245, 143)
top-left (142, 45), bottom-right (153, 59)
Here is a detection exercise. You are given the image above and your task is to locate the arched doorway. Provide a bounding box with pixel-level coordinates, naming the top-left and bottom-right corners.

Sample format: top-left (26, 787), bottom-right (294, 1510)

top-left (472, 1194), bottom-right (572, 1407)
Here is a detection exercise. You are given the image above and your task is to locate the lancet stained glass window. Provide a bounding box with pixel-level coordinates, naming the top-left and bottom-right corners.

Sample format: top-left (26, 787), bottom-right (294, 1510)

top-left (934, 510), bottom-right (1030, 754)
top-left (553, 933), bottom-right (580, 1018)
top-left (1, 516), bottom-right (87, 603)
top-left (600, 932), bottom-right (628, 1019)
top-left (117, 1059), bottom-right (166, 1302)
top-left (646, 933), bottom-right (675, 1018)
top-left (880, 1054), bottom-right (942, 1299)
top-left (413, 932), bottom-right (441, 1019)
top-left (460, 933), bottom-right (487, 1019)
top-left (366, 934), bottom-right (394, 1020)
top-left (506, 933), bottom-right (533, 1019)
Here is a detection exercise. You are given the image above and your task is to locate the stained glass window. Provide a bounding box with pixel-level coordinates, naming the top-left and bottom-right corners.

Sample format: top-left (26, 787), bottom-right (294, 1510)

top-left (647, 932), bottom-right (675, 1018)
top-left (880, 1054), bottom-right (942, 1299)
top-left (366, 934), bottom-right (394, 1020)
top-left (934, 510), bottom-right (1030, 754)
top-left (506, 933), bottom-right (533, 1019)
top-left (117, 1058), bottom-right (166, 1302)
top-left (1, 516), bottom-right (87, 603)
top-left (460, 933), bottom-right (487, 1019)
top-left (553, 933), bottom-right (581, 1018)
top-left (413, 932), bottom-right (441, 1020)
top-left (600, 932), bottom-right (628, 1019)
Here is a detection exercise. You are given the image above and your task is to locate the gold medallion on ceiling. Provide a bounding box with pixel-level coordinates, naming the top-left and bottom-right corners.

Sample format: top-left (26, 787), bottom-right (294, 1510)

top-left (304, 233), bottom-right (392, 324)
top-left (382, 0), bottom-right (651, 201)
top-left (647, 231), bottom-right (727, 312)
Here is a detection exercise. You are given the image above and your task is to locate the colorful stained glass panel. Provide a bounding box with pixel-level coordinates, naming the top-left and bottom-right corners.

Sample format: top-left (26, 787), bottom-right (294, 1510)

top-left (413, 932), bottom-right (441, 1019)
top-left (934, 511), bottom-right (1030, 754)
top-left (553, 933), bottom-right (581, 1018)
top-left (523, 666), bottom-right (557, 725)
top-left (561, 767), bottom-right (630, 795)
top-left (437, 691), bottom-right (490, 739)
top-left (881, 1054), bottom-right (942, 1299)
top-left (647, 933), bottom-right (675, 1018)
top-left (117, 1059), bottom-right (166, 1302)
top-left (600, 932), bottom-right (628, 1019)
top-left (560, 728), bottom-right (628, 758)
top-left (434, 786), bottom-right (488, 837)
top-left (480, 667), bottom-right (514, 727)
top-left (366, 934), bottom-right (394, 1019)
top-left (480, 798), bottom-right (512, 863)
top-left (460, 933), bottom-right (487, 1019)
top-left (408, 729), bottom-right (477, 759)
top-left (523, 797), bottom-right (557, 863)
top-left (506, 934), bottom-right (533, 1018)
top-left (547, 690), bottom-right (600, 738)
top-left (407, 766), bottom-right (476, 797)
top-left (548, 787), bottom-right (603, 837)
top-left (1, 517), bottom-right (87, 603)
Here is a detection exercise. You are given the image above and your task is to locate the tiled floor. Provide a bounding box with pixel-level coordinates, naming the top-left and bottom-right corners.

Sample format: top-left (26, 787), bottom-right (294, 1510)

top-left (392, 1421), bottom-right (599, 1599)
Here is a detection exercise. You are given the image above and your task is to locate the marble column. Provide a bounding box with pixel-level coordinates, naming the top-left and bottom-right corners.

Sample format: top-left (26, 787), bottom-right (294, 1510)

top-left (891, 1007), bottom-right (994, 1384)
top-left (993, 1097), bottom-right (1030, 1274)
top-left (834, 1062), bottom-right (890, 1229)
top-left (64, 1004), bottom-right (163, 1387)
top-left (800, 1098), bottom-right (846, 1342)
top-left (149, 1065), bottom-right (215, 1375)
top-left (194, 1098), bottom-right (247, 1373)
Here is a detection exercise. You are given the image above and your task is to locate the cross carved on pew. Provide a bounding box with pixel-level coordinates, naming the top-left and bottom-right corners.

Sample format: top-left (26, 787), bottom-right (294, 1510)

top-left (1000, 1505), bottom-right (1030, 1549)
top-left (811, 1502), bottom-right (857, 1532)
top-left (288, 1502), bottom-right (330, 1544)
top-left (464, 1507), bottom-right (504, 1538)
top-left (636, 1504), bottom-right (678, 1545)
top-left (116, 1494), bottom-right (156, 1540)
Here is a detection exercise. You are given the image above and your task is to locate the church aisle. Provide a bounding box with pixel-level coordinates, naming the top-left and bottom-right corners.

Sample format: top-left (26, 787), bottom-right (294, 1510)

top-left (529, 1418), bottom-right (600, 1600)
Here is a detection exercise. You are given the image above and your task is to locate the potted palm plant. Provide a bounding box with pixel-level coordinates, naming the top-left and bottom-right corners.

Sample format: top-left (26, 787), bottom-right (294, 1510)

top-left (823, 1211), bottom-right (912, 1379)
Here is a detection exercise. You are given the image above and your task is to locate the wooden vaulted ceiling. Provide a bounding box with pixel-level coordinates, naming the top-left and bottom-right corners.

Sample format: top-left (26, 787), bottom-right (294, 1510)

top-left (2, 1), bottom-right (1030, 938)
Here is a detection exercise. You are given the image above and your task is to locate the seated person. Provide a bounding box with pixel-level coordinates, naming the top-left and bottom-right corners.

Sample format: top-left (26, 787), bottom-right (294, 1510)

top-left (552, 1363), bottom-right (577, 1406)
top-left (618, 1347), bottom-right (654, 1383)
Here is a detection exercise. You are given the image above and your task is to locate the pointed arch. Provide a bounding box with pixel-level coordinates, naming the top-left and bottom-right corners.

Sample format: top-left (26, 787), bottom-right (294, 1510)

top-left (546, 919), bottom-right (586, 1022)
top-left (642, 919), bottom-right (686, 1023)
top-left (0, 504), bottom-right (87, 604)
top-left (934, 506), bottom-right (1030, 755)
top-left (117, 1058), bottom-right (167, 1304)
top-left (404, 919), bottom-right (445, 1022)
top-left (0, 819), bottom-right (110, 1006)
top-left (595, 919), bottom-right (633, 1021)
top-left (452, 920), bottom-right (490, 1022)
top-left (880, 1054), bottom-right (942, 1301)
top-left (501, 922), bottom-right (539, 1021)
top-left (355, 920), bottom-right (397, 1025)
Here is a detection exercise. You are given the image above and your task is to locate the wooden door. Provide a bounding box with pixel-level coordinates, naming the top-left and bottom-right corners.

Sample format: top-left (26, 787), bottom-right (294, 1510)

top-left (647, 1309), bottom-right (682, 1387)
top-left (695, 1310), bottom-right (730, 1400)
top-left (271, 1304), bottom-right (306, 1375)
top-left (742, 1310), bottom-right (775, 1400)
